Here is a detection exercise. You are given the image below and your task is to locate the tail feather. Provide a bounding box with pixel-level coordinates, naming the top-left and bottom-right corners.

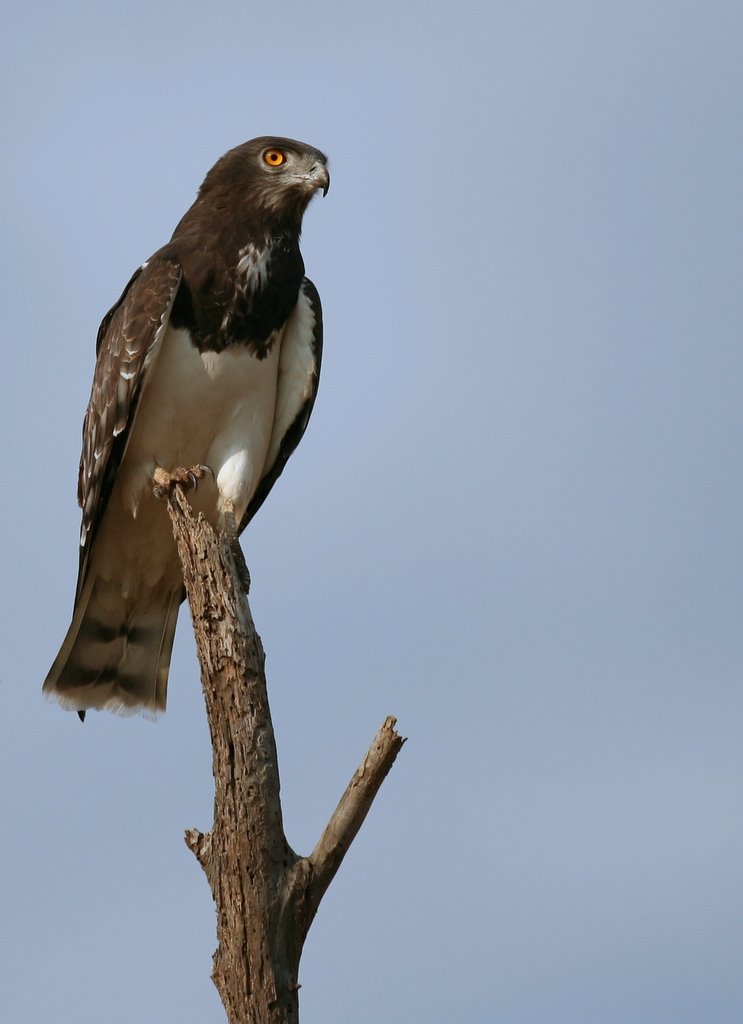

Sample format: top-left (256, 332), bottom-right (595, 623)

top-left (44, 576), bottom-right (182, 715)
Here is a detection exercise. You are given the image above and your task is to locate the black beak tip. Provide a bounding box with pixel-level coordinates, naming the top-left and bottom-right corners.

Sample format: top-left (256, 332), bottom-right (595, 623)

top-left (309, 160), bottom-right (330, 197)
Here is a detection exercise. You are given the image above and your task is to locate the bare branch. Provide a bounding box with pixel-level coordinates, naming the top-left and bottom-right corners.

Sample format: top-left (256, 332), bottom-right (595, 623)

top-left (308, 718), bottom-right (406, 914)
top-left (157, 480), bottom-right (405, 1023)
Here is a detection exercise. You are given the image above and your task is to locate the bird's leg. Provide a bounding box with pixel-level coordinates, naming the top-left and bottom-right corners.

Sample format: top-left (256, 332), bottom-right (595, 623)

top-left (221, 502), bottom-right (251, 594)
top-left (152, 464), bottom-right (213, 499)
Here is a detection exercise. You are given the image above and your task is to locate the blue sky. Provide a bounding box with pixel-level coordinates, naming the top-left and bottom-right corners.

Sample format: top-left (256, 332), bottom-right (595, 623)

top-left (2, 1), bottom-right (743, 1021)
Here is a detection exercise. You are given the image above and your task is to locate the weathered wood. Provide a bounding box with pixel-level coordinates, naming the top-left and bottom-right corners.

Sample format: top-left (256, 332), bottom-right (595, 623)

top-left (160, 482), bottom-right (405, 1023)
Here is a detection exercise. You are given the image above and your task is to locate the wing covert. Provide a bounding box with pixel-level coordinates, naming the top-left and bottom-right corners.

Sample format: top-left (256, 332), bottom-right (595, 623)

top-left (77, 255), bottom-right (182, 573)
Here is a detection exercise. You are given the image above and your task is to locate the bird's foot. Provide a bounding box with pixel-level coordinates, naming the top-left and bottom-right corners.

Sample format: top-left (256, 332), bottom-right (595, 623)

top-left (153, 464), bottom-right (213, 499)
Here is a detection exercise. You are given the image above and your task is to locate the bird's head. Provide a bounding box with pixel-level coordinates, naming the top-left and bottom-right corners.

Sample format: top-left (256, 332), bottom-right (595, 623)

top-left (197, 136), bottom-right (330, 236)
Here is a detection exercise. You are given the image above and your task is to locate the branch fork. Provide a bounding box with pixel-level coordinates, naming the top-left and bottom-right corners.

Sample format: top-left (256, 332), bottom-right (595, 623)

top-left (160, 483), bottom-right (404, 1023)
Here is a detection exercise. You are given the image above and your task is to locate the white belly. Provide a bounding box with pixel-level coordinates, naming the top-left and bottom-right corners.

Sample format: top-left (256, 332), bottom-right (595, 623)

top-left (91, 325), bottom-right (282, 594)
top-left (125, 326), bottom-right (281, 518)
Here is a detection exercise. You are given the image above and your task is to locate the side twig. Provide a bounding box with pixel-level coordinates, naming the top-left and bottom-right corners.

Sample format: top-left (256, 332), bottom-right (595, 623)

top-left (161, 484), bottom-right (405, 1024)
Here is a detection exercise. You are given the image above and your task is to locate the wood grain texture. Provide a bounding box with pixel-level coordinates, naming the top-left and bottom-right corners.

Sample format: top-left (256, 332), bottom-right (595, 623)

top-left (161, 483), bottom-right (405, 1023)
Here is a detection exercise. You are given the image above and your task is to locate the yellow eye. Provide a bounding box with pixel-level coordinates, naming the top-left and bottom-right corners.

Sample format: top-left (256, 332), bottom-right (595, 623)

top-left (263, 149), bottom-right (286, 167)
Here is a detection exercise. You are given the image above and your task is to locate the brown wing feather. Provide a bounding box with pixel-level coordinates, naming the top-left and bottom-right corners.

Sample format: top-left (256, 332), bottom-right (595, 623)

top-left (77, 254), bottom-right (181, 591)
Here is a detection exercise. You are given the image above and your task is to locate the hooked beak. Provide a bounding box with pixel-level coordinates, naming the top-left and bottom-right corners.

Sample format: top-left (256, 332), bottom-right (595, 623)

top-left (307, 161), bottom-right (330, 196)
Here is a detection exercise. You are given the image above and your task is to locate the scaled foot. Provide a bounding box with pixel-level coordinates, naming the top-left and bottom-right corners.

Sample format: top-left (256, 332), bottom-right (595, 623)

top-left (152, 464), bottom-right (213, 499)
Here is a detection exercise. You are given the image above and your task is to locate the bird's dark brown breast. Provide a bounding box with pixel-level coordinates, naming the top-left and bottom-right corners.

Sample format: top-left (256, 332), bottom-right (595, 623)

top-left (169, 237), bottom-right (305, 359)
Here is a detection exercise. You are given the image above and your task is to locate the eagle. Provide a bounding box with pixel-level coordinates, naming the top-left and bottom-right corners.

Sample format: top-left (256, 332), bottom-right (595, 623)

top-left (44, 136), bottom-right (329, 718)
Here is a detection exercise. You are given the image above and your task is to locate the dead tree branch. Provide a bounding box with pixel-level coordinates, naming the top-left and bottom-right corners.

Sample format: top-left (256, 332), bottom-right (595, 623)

top-left (160, 483), bottom-right (405, 1024)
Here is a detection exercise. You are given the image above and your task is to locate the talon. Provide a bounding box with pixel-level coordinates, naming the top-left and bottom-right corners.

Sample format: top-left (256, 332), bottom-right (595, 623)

top-left (188, 464), bottom-right (212, 491)
top-left (151, 464), bottom-right (213, 497)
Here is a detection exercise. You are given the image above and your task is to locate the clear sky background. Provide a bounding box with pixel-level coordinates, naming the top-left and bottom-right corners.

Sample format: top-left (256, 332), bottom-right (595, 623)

top-left (2, 1), bottom-right (742, 1021)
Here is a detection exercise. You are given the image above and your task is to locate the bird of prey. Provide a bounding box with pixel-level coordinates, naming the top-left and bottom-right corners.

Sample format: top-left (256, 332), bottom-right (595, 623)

top-left (44, 136), bottom-right (329, 718)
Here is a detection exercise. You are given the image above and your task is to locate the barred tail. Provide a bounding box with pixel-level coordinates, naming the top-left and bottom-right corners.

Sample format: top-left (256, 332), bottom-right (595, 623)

top-left (43, 574), bottom-right (182, 716)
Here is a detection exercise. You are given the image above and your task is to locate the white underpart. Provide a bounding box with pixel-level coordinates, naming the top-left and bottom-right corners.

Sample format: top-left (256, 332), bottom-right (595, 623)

top-left (122, 325), bottom-right (283, 521)
top-left (88, 282), bottom-right (318, 599)
top-left (90, 324), bottom-right (281, 595)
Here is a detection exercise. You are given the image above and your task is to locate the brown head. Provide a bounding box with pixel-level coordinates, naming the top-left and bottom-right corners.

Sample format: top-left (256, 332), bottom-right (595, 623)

top-left (185, 136), bottom-right (330, 239)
